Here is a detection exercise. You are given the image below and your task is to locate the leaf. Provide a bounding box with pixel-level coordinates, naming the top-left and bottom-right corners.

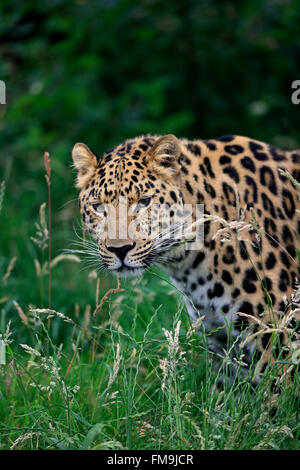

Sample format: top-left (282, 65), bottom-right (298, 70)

top-left (80, 423), bottom-right (104, 450)
top-left (70, 410), bottom-right (92, 428)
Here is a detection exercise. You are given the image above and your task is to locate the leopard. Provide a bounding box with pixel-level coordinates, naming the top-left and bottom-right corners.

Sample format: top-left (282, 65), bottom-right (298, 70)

top-left (72, 133), bottom-right (300, 383)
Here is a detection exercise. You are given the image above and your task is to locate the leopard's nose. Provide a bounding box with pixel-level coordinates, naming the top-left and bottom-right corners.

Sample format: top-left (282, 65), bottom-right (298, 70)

top-left (107, 242), bottom-right (136, 261)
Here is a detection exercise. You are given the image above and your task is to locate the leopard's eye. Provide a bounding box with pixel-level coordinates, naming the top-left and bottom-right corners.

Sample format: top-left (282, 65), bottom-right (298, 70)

top-left (138, 197), bottom-right (151, 208)
top-left (92, 203), bottom-right (106, 216)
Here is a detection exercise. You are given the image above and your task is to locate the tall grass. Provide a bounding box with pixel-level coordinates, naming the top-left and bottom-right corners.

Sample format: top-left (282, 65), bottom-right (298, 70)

top-left (0, 169), bottom-right (299, 450)
top-left (0, 257), bottom-right (299, 449)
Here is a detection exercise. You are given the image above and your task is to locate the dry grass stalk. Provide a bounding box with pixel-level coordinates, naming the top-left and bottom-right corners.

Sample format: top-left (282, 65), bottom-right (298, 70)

top-left (159, 320), bottom-right (186, 391)
top-left (44, 151), bottom-right (52, 308)
top-left (10, 432), bottom-right (39, 450)
top-left (237, 293), bottom-right (300, 349)
top-left (20, 344), bottom-right (41, 357)
top-left (2, 256), bottom-right (17, 284)
top-left (162, 320), bottom-right (181, 354)
top-left (107, 343), bottom-right (121, 388)
top-left (74, 303), bottom-right (80, 318)
top-left (34, 259), bottom-right (41, 278)
top-left (186, 315), bottom-right (206, 339)
top-left (0, 180), bottom-right (5, 216)
top-left (159, 357), bottom-right (168, 391)
top-left (31, 307), bottom-right (75, 324)
top-left (236, 311), bottom-right (269, 330)
top-left (50, 254), bottom-right (81, 267)
top-left (278, 168), bottom-right (300, 193)
top-left (13, 300), bottom-right (28, 325)
top-left (31, 203), bottom-right (48, 250)
top-left (83, 304), bottom-right (91, 338)
top-left (93, 277), bottom-right (125, 316)
top-left (96, 277), bottom-right (100, 305)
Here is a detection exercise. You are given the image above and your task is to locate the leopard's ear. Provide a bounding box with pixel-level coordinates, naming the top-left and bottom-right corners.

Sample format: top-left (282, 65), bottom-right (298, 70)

top-left (148, 134), bottom-right (181, 178)
top-left (72, 143), bottom-right (98, 188)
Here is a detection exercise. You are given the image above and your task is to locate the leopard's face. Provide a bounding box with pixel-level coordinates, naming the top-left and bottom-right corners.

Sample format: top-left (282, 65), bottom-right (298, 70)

top-left (73, 135), bottom-right (185, 276)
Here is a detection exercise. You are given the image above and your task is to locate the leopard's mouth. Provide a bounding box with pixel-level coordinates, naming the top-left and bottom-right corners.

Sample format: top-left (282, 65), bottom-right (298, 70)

top-left (100, 250), bottom-right (157, 277)
top-left (110, 265), bottom-right (145, 277)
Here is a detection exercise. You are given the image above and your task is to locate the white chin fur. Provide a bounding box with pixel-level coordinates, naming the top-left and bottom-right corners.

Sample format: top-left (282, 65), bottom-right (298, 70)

top-left (110, 266), bottom-right (144, 278)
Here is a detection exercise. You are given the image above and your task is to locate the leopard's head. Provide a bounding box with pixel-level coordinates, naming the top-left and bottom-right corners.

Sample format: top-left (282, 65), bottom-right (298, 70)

top-left (72, 135), bottom-right (188, 276)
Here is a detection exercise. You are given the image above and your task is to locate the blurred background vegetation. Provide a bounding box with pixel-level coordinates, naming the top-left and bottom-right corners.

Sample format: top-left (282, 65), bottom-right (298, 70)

top-left (0, 0), bottom-right (300, 334)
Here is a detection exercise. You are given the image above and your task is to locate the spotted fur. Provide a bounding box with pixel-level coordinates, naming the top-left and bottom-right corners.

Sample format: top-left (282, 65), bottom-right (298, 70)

top-left (72, 134), bottom-right (300, 381)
